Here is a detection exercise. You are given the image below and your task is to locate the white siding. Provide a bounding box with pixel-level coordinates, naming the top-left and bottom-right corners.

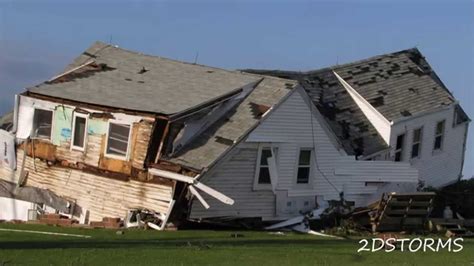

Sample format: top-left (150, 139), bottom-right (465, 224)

top-left (191, 88), bottom-right (419, 220)
top-left (389, 105), bottom-right (468, 187)
top-left (190, 143), bottom-right (276, 220)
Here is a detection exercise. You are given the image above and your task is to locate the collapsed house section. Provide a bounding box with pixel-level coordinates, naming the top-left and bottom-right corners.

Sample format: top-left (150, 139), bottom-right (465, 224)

top-left (0, 41), bottom-right (294, 228)
top-left (1, 95), bottom-right (176, 223)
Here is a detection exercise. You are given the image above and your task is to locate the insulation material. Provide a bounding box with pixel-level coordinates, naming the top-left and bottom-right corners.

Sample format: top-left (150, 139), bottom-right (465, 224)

top-left (87, 118), bottom-right (108, 135)
top-left (0, 129), bottom-right (16, 170)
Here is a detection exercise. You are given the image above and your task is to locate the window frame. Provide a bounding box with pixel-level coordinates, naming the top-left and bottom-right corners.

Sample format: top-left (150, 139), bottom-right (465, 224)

top-left (394, 133), bottom-right (405, 162)
top-left (253, 144), bottom-right (277, 191)
top-left (104, 120), bottom-right (133, 160)
top-left (410, 127), bottom-right (423, 159)
top-left (433, 120), bottom-right (445, 152)
top-left (295, 148), bottom-right (312, 185)
top-left (32, 108), bottom-right (54, 141)
top-left (70, 112), bottom-right (89, 152)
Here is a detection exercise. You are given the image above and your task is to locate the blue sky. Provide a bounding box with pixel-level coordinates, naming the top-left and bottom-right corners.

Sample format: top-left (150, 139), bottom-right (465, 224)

top-left (0, 0), bottom-right (473, 178)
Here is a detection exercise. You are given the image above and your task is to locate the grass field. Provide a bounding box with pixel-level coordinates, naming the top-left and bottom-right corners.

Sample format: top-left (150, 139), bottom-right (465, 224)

top-left (0, 224), bottom-right (473, 265)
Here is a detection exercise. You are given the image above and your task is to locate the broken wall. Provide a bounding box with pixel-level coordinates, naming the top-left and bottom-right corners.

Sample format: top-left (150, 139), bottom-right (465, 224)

top-left (0, 95), bottom-right (175, 221)
top-left (0, 150), bottom-right (175, 221)
top-left (16, 95), bottom-right (154, 177)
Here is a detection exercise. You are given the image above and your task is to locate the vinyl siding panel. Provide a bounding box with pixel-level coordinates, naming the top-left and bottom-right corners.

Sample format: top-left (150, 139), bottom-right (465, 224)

top-left (190, 145), bottom-right (275, 220)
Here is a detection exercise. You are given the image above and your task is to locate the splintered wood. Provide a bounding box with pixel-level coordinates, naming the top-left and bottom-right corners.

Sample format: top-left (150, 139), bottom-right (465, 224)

top-left (369, 192), bottom-right (436, 232)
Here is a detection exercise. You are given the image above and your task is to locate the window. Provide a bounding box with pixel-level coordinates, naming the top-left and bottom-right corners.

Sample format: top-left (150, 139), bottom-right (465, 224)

top-left (105, 122), bottom-right (131, 158)
top-left (257, 148), bottom-right (272, 184)
top-left (254, 146), bottom-right (278, 190)
top-left (32, 109), bottom-right (53, 140)
top-left (433, 120), bottom-right (445, 151)
top-left (394, 134), bottom-right (405, 161)
top-left (411, 128), bottom-right (423, 159)
top-left (296, 149), bottom-right (311, 184)
top-left (71, 113), bottom-right (88, 151)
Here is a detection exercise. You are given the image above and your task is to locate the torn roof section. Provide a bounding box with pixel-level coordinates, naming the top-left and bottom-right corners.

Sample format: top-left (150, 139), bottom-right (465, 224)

top-left (27, 41), bottom-right (261, 116)
top-left (328, 48), bottom-right (457, 122)
top-left (244, 48), bottom-right (467, 157)
top-left (242, 69), bottom-right (387, 157)
top-left (166, 76), bottom-right (296, 171)
top-left (302, 69), bottom-right (388, 157)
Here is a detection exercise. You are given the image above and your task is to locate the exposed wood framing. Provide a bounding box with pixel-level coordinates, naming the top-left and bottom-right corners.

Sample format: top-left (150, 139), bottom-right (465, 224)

top-left (154, 120), bottom-right (170, 163)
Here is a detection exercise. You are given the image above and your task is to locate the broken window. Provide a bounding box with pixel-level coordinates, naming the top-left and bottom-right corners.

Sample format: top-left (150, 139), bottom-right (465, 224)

top-left (106, 122), bottom-right (131, 158)
top-left (71, 113), bottom-right (88, 151)
top-left (257, 148), bottom-right (272, 184)
top-left (433, 120), bottom-right (445, 151)
top-left (296, 149), bottom-right (311, 184)
top-left (32, 109), bottom-right (53, 140)
top-left (394, 134), bottom-right (405, 161)
top-left (411, 127), bottom-right (422, 159)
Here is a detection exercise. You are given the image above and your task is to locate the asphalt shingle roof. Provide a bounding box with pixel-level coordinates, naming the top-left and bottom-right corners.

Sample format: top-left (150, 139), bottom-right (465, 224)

top-left (244, 48), bottom-right (461, 157)
top-left (27, 42), bottom-right (260, 115)
top-left (330, 48), bottom-right (455, 122)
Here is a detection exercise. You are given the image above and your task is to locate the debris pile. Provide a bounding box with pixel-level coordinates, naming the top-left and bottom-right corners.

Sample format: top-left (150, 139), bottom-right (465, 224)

top-left (90, 217), bottom-right (123, 229)
top-left (351, 192), bottom-right (435, 233)
top-left (38, 213), bottom-right (77, 226)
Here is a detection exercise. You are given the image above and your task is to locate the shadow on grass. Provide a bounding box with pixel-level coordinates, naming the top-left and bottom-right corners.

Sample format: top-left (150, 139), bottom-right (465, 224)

top-left (0, 238), bottom-right (350, 250)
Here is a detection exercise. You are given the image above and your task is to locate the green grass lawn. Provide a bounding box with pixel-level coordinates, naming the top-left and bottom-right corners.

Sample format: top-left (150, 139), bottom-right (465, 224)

top-left (0, 224), bottom-right (473, 265)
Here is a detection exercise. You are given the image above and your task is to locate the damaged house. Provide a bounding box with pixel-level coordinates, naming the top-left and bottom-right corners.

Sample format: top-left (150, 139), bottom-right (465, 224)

top-left (245, 48), bottom-right (470, 188)
top-left (0, 43), bottom-right (469, 229)
top-left (0, 41), bottom-right (295, 225)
